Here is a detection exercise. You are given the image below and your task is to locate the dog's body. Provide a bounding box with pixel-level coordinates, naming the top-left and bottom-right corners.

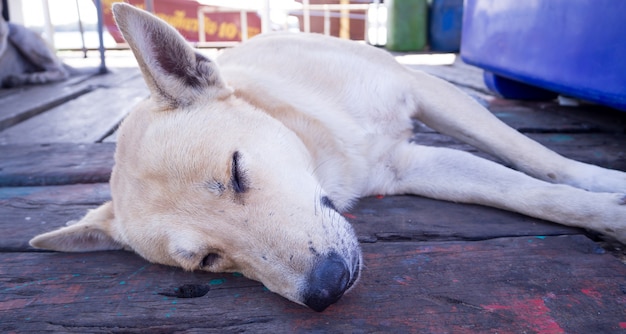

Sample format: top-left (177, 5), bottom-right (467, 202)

top-left (30, 4), bottom-right (626, 312)
top-left (0, 2), bottom-right (70, 87)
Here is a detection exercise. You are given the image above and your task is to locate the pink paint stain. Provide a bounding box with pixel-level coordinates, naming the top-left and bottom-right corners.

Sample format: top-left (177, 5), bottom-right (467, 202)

top-left (343, 213), bottom-right (357, 219)
top-left (483, 295), bottom-right (565, 334)
top-left (581, 288), bottom-right (603, 305)
top-left (619, 322), bottom-right (626, 329)
top-left (393, 274), bottom-right (414, 286)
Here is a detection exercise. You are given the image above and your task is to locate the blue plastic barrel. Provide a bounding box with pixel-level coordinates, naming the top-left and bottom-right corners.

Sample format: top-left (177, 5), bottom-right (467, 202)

top-left (429, 0), bottom-right (463, 52)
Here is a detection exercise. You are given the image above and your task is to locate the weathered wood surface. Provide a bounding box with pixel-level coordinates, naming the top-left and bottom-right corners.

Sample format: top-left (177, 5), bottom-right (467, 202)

top-left (0, 183), bottom-right (581, 252)
top-left (1, 236), bottom-right (625, 333)
top-left (0, 134), bottom-right (623, 187)
top-left (0, 143), bottom-right (115, 186)
top-left (1, 54), bottom-right (626, 333)
top-left (0, 68), bottom-right (142, 132)
top-left (0, 70), bottom-right (147, 145)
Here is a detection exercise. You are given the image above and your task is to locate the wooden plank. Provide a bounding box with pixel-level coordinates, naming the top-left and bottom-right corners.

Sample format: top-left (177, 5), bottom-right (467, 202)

top-left (0, 68), bottom-right (143, 133)
top-left (0, 235), bottom-right (624, 332)
top-left (411, 132), bottom-right (626, 171)
top-left (0, 182), bottom-right (583, 252)
top-left (489, 99), bottom-right (626, 134)
top-left (0, 143), bottom-right (115, 187)
top-left (528, 133), bottom-right (626, 171)
top-left (347, 195), bottom-right (581, 243)
top-left (0, 183), bottom-right (111, 251)
top-left (2, 132), bottom-right (618, 189)
top-left (0, 77), bottom-right (94, 131)
top-left (0, 85), bottom-right (147, 144)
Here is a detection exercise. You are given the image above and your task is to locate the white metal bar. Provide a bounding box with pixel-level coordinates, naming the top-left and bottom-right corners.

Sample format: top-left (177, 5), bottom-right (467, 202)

top-left (302, 0), bottom-right (310, 33)
top-left (198, 7), bottom-right (206, 43)
top-left (240, 10), bottom-right (248, 41)
top-left (323, 5), bottom-right (329, 36)
top-left (261, 0), bottom-right (270, 34)
top-left (40, 0), bottom-right (54, 47)
top-left (95, 0), bottom-right (107, 72)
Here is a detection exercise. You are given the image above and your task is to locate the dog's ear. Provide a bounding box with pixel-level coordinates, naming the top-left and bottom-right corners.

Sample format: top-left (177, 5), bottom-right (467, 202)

top-left (112, 3), bottom-right (230, 107)
top-left (29, 202), bottom-right (125, 252)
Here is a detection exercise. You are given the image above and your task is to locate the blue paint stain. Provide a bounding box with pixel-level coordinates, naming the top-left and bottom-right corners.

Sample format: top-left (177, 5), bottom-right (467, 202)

top-left (119, 281), bottom-right (126, 285)
top-left (495, 112), bottom-right (513, 118)
top-left (0, 187), bottom-right (40, 200)
top-left (72, 274), bottom-right (80, 277)
top-left (209, 278), bottom-right (226, 285)
top-left (535, 236), bottom-right (546, 239)
top-left (232, 272), bottom-right (243, 277)
top-left (401, 254), bottom-right (431, 267)
top-left (550, 134), bottom-right (574, 143)
top-left (262, 286), bottom-right (270, 292)
top-left (171, 301), bottom-right (177, 305)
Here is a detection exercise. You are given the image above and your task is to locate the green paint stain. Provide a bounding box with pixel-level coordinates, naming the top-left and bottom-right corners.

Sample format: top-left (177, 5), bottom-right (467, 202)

top-left (209, 278), bottom-right (226, 285)
top-left (550, 134), bottom-right (574, 143)
top-left (495, 112), bottom-right (513, 118)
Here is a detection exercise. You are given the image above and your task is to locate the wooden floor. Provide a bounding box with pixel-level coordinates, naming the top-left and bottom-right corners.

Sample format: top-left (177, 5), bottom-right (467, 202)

top-left (1, 51), bottom-right (626, 333)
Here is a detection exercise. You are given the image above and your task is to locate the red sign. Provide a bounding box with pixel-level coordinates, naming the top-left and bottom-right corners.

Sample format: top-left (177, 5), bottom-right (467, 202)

top-left (99, 0), bottom-right (262, 43)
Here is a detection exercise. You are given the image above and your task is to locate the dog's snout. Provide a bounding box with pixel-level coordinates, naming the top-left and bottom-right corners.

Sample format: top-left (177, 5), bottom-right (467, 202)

top-left (303, 252), bottom-right (351, 312)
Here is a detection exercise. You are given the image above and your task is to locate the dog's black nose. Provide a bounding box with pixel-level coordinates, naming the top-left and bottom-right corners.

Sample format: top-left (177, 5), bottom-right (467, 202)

top-left (303, 252), bottom-right (351, 312)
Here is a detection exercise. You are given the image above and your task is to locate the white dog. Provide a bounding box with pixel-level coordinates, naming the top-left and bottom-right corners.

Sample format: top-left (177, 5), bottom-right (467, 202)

top-left (30, 3), bottom-right (626, 312)
top-left (0, 2), bottom-right (70, 87)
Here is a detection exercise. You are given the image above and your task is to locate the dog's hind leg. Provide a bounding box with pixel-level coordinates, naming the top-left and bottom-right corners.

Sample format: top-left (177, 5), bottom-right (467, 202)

top-left (409, 70), bottom-right (626, 193)
top-left (369, 141), bottom-right (626, 242)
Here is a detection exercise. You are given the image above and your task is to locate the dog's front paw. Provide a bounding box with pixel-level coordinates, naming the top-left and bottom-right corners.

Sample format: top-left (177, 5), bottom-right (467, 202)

top-left (597, 194), bottom-right (626, 244)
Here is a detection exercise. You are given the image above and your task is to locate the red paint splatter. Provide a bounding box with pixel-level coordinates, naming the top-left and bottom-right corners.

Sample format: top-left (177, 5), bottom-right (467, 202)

top-left (619, 322), bottom-right (626, 329)
top-left (581, 288), bottom-right (603, 305)
top-left (343, 213), bottom-right (357, 219)
top-left (393, 274), bottom-right (414, 286)
top-left (376, 195), bottom-right (384, 199)
top-left (482, 296), bottom-right (565, 334)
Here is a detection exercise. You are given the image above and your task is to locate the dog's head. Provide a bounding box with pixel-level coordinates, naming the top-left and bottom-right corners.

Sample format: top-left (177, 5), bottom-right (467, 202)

top-left (29, 3), bottom-right (361, 312)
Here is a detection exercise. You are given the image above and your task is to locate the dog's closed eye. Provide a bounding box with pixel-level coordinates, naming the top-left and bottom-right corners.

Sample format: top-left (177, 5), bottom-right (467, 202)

top-left (231, 151), bottom-right (248, 193)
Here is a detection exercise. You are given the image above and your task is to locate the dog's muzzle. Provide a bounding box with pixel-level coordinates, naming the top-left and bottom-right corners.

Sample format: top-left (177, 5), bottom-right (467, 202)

top-left (303, 251), bottom-right (359, 312)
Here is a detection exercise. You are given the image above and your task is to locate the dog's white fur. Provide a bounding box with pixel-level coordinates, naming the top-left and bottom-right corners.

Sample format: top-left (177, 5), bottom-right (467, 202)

top-left (30, 3), bottom-right (626, 311)
top-left (0, 2), bottom-right (69, 87)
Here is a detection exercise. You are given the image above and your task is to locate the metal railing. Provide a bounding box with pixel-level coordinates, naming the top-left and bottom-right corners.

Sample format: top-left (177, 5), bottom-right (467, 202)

top-left (196, 0), bottom-right (385, 47)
